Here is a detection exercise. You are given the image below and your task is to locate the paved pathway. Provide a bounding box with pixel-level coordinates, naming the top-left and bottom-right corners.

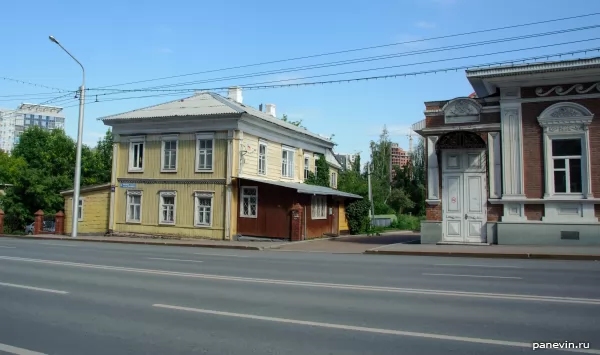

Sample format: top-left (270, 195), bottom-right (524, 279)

top-left (270, 232), bottom-right (419, 253)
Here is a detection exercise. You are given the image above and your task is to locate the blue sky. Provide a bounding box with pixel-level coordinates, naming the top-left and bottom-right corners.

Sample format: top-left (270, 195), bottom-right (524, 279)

top-left (1, 0), bottom-right (599, 161)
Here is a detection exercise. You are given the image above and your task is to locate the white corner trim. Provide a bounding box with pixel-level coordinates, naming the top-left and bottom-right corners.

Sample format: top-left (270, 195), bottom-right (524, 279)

top-left (426, 136), bottom-right (440, 201)
top-left (487, 132), bottom-right (501, 199)
top-left (500, 103), bottom-right (525, 197)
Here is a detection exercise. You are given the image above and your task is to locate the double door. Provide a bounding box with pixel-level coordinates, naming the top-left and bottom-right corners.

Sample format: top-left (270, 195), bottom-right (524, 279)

top-left (441, 150), bottom-right (487, 243)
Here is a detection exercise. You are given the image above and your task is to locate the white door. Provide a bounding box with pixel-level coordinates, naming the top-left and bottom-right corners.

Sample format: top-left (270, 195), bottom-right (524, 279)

top-left (443, 174), bottom-right (464, 242)
top-left (442, 150), bottom-right (487, 243)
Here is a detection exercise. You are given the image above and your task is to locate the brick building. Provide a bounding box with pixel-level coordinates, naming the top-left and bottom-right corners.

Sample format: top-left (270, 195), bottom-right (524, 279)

top-left (391, 143), bottom-right (410, 173)
top-left (412, 57), bottom-right (600, 246)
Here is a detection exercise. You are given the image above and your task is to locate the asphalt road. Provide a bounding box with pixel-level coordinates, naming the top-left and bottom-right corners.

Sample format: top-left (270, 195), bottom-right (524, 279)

top-left (0, 238), bottom-right (599, 355)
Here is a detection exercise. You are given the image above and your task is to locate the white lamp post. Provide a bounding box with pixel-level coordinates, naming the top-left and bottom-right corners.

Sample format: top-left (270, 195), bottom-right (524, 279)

top-left (49, 35), bottom-right (85, 238)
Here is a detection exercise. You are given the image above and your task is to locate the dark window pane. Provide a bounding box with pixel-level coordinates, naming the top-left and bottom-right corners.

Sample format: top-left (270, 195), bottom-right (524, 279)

top-left (554, 159), bottom-right (565, 169)
top-left (554, 170), bottom-right (567, 193)
top-left (569, 159), bottom-right (582, 193)
top-left (552, 139), bottom-right (581, 156)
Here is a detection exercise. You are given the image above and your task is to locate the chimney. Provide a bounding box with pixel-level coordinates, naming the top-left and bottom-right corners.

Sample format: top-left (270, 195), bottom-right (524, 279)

top-left (228, 86), bottom-right (243, 103)
top-left (259, 104), bottom-right (263, 112)
top-left (265, 103), bottom-right (276, 117)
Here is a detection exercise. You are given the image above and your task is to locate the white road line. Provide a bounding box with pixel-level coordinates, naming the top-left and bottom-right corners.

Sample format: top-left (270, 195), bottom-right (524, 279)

top-left (148, 257), bottom-right (203, 263)
top-left (0, 255), bottom-right (597, 305)
top-left (0, 246), bottom-right (16, 248)
top-left (434, 264), bottom-right (521, 269)
top-left (193, 253), bottom-right (249, 258)
top-left (0, 342), bottom-right (48, 355)
top-left (153, 304), bottom-right (600, 354)
top-left (0, 282), bottom-right (68, 294)
top-left (423, 273), bottom-right (522, 279)
top-left (38, 242), bottom-right (78, 247)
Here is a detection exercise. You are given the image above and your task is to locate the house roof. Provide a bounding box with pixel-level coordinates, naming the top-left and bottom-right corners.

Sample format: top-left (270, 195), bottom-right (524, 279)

top-left (324, 149), bottom-right (343, 169)
top-left (60, 183), bottom-right (111, 196)
top-left (240, 177), bottom-right (362, 199)
top-left (466, 56), bottom-right (600, 79)
top-left (98, 92), bottom-right (334, 144)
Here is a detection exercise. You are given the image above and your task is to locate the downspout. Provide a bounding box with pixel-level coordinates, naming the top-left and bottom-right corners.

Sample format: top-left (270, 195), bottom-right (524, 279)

top-left (108, 136), bottom-right (118, 235)
top-left (303, 206), bottom-right (307, 240)
top-left (224, 130), bottom-right (234, 240)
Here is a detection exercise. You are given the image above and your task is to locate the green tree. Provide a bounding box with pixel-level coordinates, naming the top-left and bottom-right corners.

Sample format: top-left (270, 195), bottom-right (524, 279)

top-left (305, 154), bottom-right (330, 187)
top-left (281, 114), bottom-right (304, 128)
top-left (368, 126), bottom-right (394, 214)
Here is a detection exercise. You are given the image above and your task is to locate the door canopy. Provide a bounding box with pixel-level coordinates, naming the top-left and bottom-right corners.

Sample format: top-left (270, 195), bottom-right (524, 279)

top-left (436, 131), bottom-right (486, 151)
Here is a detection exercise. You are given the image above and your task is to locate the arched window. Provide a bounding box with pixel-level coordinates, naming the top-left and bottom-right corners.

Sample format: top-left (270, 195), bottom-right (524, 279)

top-left (537, 102), bottom-right (594, 199)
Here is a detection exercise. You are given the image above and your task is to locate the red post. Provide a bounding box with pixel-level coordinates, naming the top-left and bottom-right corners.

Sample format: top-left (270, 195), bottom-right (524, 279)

top-left (34, 210), bottom-right (44, 235)
top-left (0, 209), bottom-right (4, 235)
top-left (289, 203), bottom-right (304, 242)
top-left (55, 211), bottom-right (65, 235)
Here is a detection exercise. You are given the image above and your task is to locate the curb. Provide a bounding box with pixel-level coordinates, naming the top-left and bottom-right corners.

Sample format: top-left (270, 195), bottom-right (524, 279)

top-left (0, 235), bottom-right (263, 251)
top-left (363, 249), bottom-right (600, 261)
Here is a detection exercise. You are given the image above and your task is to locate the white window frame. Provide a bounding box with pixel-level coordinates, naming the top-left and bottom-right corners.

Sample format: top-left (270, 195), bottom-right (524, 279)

top-left (258, 140), bottom-right (267, 176)
top-left (128, 136), bottom-right (145, 172)
top-left (195, 133), bottom-right (215, 172)
top-left (161, 135), bottom-right (178, 172)
top-left (77, 198), bottom-right (84, 222)
top-left (311, 195), bottom-right (327, 220)
top-left (304, 154), bottom-right (311, 180)
top-left (194, 191), bottom-right (214, 227)
top-left (538, 102), bottom-right (594, 200)
top-left (548, 137), bottom-right (584, 195)
top-left (281, 146), bottom-right (295, 179)
top-left (158, 191), bottom-right (176, 225)
top-left (126, 190), bottom-right (142, 223)
top-left (240, 186), bottom-right (258, 218)
top-left (330, 171), bottom-right (337, 188)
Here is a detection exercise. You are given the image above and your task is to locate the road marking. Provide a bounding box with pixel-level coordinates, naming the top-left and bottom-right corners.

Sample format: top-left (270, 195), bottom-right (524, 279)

top-left (0, 282), bottom-right (68, 294)
top-left (0, 255), bottom-right (598, 305)
top-left (38, 242), bottom-right (78, 247)
top-left (148, 257), bottom-right (204, 263)
top-left (152, 304), bottom-right (600, 354)
top-left (193, 253), bottom-right (249, 258)
top-left (0, 246), bottom-right (16, 249)
top-left (270, 250), bottom-right (334, 253)
top-left (423, 273), bottom-right (522, 279)
top-left (434, 264), bottom-right (521, 269)
top-left (0, 342), bottom-right (48, 355)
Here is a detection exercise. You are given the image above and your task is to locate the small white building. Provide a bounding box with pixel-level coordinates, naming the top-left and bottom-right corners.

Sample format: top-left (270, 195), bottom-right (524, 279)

top-left (0, 103), bottom-right (66, 152)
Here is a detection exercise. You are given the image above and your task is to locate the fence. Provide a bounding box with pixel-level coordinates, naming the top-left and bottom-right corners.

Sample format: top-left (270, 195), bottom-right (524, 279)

top-left (0, 209), bottom-right (64, 235)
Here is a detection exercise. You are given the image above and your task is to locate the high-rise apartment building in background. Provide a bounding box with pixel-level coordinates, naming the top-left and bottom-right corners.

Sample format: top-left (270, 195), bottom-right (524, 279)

top-left (335, 153), bottom-right (359, 171)
top-left (390, 142), bottom-right (410, 179)
top-left (0, 103), bottom-right (65, 152)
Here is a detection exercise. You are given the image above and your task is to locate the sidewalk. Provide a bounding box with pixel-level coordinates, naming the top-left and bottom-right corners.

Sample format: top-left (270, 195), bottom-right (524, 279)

top-left (0, 234), bottom-right (289, 251)
top-left (365, 243), bottom-right (600, 261)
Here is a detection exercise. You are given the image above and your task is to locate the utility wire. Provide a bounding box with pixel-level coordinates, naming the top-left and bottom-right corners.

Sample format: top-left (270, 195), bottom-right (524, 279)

top-left (61, 48), bottom-right (600, 110)
top-left (130, 25), bottom-right (600, 91)
top-left (86, 38), bottom-right (600, 98)
top-left (94, 12), bottom-right (600, 89)
top-left (0, 76), bottom-right (68, 92)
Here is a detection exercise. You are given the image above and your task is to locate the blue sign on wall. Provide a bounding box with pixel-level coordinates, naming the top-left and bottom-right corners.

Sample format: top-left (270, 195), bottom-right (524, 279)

top-left (120, 183), bottom-right (137, 188)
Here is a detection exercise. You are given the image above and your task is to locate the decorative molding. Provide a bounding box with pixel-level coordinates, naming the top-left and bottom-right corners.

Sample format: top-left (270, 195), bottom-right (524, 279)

top-left (500, 103), bottom-right (525, 197)
top-left (542, 202), bottom-right (598, 223)
top-left (545, 124), bottom-right (585, 133)
top-left (538, 102), bottom-right (594, 134)
top-left (535, 82), bottom-right (600, 97)
top-left (126, 190), bottom-right (142, 196)
top-left (118, 178), bottom-right (226, 185)
top-left (420, 123), bottom-right (501, 135)
top-left (436, 131), bottom-right (486, 150)
top-left (442, 98), bottom-right (482, 124)
top-left (158, 190), bottom-right (177, 197)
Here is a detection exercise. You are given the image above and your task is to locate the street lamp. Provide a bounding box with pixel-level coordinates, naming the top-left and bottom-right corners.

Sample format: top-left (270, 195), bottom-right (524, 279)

top-left (49, 35), bottom-right (85, 238)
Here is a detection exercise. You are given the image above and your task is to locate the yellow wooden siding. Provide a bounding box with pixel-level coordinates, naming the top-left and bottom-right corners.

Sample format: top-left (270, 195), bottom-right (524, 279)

top-left (240, 132), bottom-right (314, 183)
top-left (114, 183), bottom-right (225, 239)
top-left (338, 201), bottom-right (349, 232)
top-left (64, 189), bottom-right (110, 235)
top-left (117, 132), bottom-right (228, 179)
top-left (229, 180), bottom-right (239, 238)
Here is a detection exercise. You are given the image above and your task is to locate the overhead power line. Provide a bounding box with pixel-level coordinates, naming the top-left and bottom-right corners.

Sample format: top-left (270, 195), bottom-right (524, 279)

top-left (93, 12), bottom-right (600, 90)
top-left (133, 25), bottom-right (600, 91)
top-left (0, 76), bottom-right (68, 92)
top-left (61, 48), bottom-right (600, 110)
top-left (86, 38), bottom-right (600, 98)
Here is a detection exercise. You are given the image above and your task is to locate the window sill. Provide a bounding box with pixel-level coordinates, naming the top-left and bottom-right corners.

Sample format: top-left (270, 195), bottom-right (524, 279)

top-left (160, 169), bottom-right (178, 173)
top-left (281, 176), bottom-right (295, 180)
top-left (159, 222), bottom-right (176, 226)
top-left (311, 217), bottom-right (327, 220)
top-left (125, 220), bottom-right (142, 224)
top-left (195, 169), bottom-right (215, 173)
top-left (240, 215), bottom-right (258, 219)
top-left (128, 169), bottom-right (144, 173)
top-left (194, 224), bottom-right (212, 228)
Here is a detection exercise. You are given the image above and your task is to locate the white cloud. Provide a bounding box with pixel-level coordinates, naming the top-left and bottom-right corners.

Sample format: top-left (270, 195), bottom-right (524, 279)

top-left (416, 21), bottom-right (436, 29)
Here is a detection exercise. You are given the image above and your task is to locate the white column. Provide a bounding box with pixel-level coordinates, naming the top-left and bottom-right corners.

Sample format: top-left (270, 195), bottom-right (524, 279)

top-left (487, 132), bottom-right (501, 199)
top-left (500, 89), bottom-right (526, 221)
top-left (584, 127), bottom-right (594, 198)
top-left (426, 136), bottom-right (440, 203)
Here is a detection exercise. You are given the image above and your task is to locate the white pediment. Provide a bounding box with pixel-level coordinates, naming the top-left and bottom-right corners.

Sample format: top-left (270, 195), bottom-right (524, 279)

top-left (442, 98), bottom-right (482, 124)
top-left (537, 102), bottom-right (594, 131)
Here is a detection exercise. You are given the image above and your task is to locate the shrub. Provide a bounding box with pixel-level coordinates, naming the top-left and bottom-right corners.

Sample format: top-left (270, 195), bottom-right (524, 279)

top-left (392, 214), bottom-right (423, 231)
top-left (345, 199), bottom-right (371, 234)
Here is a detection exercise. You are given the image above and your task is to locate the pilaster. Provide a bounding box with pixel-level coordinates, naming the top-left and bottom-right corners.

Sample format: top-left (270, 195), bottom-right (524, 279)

top-left (426, 136), bottom-right (440, 204)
